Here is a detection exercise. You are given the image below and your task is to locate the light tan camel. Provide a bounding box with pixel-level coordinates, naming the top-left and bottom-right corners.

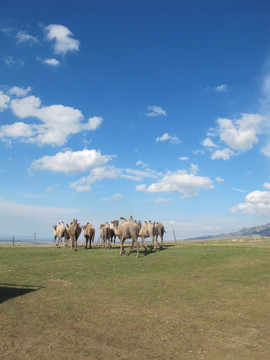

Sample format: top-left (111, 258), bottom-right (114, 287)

top-left (100, 222), bottom-right (111, 248)
top-left (82, 223), bottom-right (95, 249)
top-left (117, 216), bottom-right (140, 257)
top-left (67, 219), bottom-right (81, 251)
top-left (139, 220), bottom-right (157, 251)
top-left (53, 222), bottom-right (66, 247)
top-left (153, 221), bottom-right (165, 248)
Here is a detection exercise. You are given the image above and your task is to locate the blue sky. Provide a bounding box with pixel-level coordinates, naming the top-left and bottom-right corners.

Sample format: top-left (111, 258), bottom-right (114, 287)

top-left (1, 0), bottom-right (270, 240)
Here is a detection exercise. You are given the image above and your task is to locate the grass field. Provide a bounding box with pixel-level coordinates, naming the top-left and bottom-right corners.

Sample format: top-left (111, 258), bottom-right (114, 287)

top-left (1, 240), bottom-right (270, 360)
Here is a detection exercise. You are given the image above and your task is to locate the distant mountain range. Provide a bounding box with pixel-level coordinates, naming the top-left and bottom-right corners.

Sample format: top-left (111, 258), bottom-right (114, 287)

top-left (186, 222), bottom-right (270, 240)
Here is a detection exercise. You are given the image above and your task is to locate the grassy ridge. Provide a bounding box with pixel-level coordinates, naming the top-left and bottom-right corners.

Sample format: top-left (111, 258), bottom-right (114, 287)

top-left (1, 241), bottom-right (270, 359)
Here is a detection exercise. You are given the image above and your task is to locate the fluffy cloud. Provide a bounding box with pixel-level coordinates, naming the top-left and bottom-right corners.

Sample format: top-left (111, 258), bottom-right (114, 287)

top-left (215, 84), bottom-right (228, 92)
top-left (203, 84), bottom-right (228, 93)
top-left (136, 169), bottom-right (214, 198)
top-left (0, 91), bottom-right (10, 111)
top-left (9, 86), bottom-right (31, 97)
top-left (230, 189), bottom-right (270, 215)
top-left (145, 105), bottom-right (166, 117)
top-left (202, 137), bottom-right (217, 148)
top-left (0, 122), bottom-right (34, 138)
top-left (211, 148), bottom-right (235, 160)
top-left (217, 113), bottom-right (263, 151)
top-left (103, 193), bottom-right (123, 201)
top-left (156, 132), bottom-right (181, 144)
top-left (45, 24), bottom-right (80, 55)
top-left (215, 177), bottom-right (224, 183)
top-left (0, 94), bottom-right (103, 146)
top-left (70, 165), bottom-right (161, 192)
top-left (3, 55), bottom-right (24, 67)
top-left (31, 149), bottom-right (112, 174)
top-left (205, 113), bottom-right (264, 160)
top-left (16, 31), bottom-right (38, 44)
top-left (43, 58), bottom-right (60, 66)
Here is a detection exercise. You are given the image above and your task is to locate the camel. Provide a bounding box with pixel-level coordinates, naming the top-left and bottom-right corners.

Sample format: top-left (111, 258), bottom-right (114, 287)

top-left (116, 216), bottom-right (140, 257)
top-left (139, 220), bottom-right (157, 251)
top-left (53, 224), bottom-right (57, 245)
top-left (100, 222), bottom-right (111, 248)
top-left (153, 221), bottom-right (165, 248)
top-left (109, 220), bottom-right (119, 246)
top-left (67, 219), bottom-right (81, 251)
top-left (63, 226), bottom-right (70, 247)
top-left (53, 222), bottom-right (66, 247)
top-left (82, 223), bottom-right (95, 249)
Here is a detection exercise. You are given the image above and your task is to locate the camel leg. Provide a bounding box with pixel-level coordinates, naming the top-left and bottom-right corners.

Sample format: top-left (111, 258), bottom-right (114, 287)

top-left (127, 239), bottom-right (135, 256)
top-left (155, 235), bottom-right (161, 247)
top-left (160, 234), bottom-right (163, 249)
top-left (135, 238), bottom-right (140, 258)
top-left (152, 236), bottom-right (157, 251)
top-left (119, 238), bottom-right (125, 256)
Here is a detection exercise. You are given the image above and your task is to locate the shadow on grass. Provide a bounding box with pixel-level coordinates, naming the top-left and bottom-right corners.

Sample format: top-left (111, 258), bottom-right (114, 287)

top-left (127, 245), bottom-right (169, 257)
top-left (0, 283), bottom-right (44, 304)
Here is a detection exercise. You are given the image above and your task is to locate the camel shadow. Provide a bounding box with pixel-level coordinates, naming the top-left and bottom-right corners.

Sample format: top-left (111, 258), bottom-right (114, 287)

top-left (0, 283), bottom-right (44, 304)
top-left (127, 245), bottom-right (169, 257)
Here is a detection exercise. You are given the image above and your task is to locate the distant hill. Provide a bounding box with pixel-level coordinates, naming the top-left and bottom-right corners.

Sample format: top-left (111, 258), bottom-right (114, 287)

top-left (186, 222), bottom-right (270, 240)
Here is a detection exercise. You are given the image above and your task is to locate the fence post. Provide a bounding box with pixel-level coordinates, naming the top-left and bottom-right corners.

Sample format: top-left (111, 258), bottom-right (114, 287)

top-left (173, 230), bottom-right (177, 243)
top-left (34, 232), bottom-right (36, 245)
top-left (13, 236), bottom-right (15, 246)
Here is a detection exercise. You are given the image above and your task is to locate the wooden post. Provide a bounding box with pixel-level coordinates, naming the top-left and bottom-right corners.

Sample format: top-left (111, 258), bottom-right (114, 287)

top-left (34, 232), bottom-right (36, 245)
top-left (13, 236), bottom-right (15, 246)
top-left (173, 230), bottom-right (177, 243)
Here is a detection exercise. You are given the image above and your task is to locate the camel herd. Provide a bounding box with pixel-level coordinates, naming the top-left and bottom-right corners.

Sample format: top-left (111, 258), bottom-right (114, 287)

top-left (53, 216), bottom-right (165, 257)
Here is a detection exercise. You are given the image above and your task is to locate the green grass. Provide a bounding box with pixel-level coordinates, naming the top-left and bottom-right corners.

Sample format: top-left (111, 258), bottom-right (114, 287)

top-left (1, 241), bottom-right (270, 359)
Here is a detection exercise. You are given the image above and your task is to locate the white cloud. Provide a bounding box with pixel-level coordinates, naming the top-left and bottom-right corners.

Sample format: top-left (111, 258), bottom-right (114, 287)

top-left (215, 177), bottom-right (224, 183)
top-left (217, 113), bottom-right (263, 151)
top-left (205, 113), bottom-right (265, 160)
top-left (202, 137), bottom-right (217, 148)
top-left (203, 84), bottom-right (228, 93)
top-left (264, 182), bottom-right (270, 190)
top-left (3, 55), bottom-right (24, 67)
top-left (190, 163), bottom-right (199, 174)
top-left (16, 31), bottom-right (38, 44)
top-left (31, 149), bottom-right (112, 174)
top-left (102, 193), bottom-right (123, 201)
top-left (9, 86), bottom-right (32, 97)
top-left (45, 24), bottom-right (80, 55)
top-left (0, 91), bottom-right (10, 111)
top-left (156, 132), bottom-right (181, 144)
top-left (136, 160), bottom-right (148, 168)
top-left (112, 193), bottom-right (123, 200)
top-left (70, 165), bottom-right (161, 192)
top-left (136, 169), bottom-right (214, 198)
top-left (0, 122), bottom-right (35, 138)
top-left (46, 184), bottom-right (60, 192)
top-left (230, 189), bottom-right (270, 215)
top-left (70, 166), bottom-right (122, 192)
top-left (215, 84), bottom-right (228, 92)
top-left (211, 148), bottom-right (235, 160)
top-left (43, 58), bottom-right (60, 66)
top-left (1, 95), bottom-right (103, 146)
top-left (231, 188), bottom-right (246, 193)
top-left (145, 105), bottom-right (166, 117)
top-left (178, 156), bottom-right (189, 161)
